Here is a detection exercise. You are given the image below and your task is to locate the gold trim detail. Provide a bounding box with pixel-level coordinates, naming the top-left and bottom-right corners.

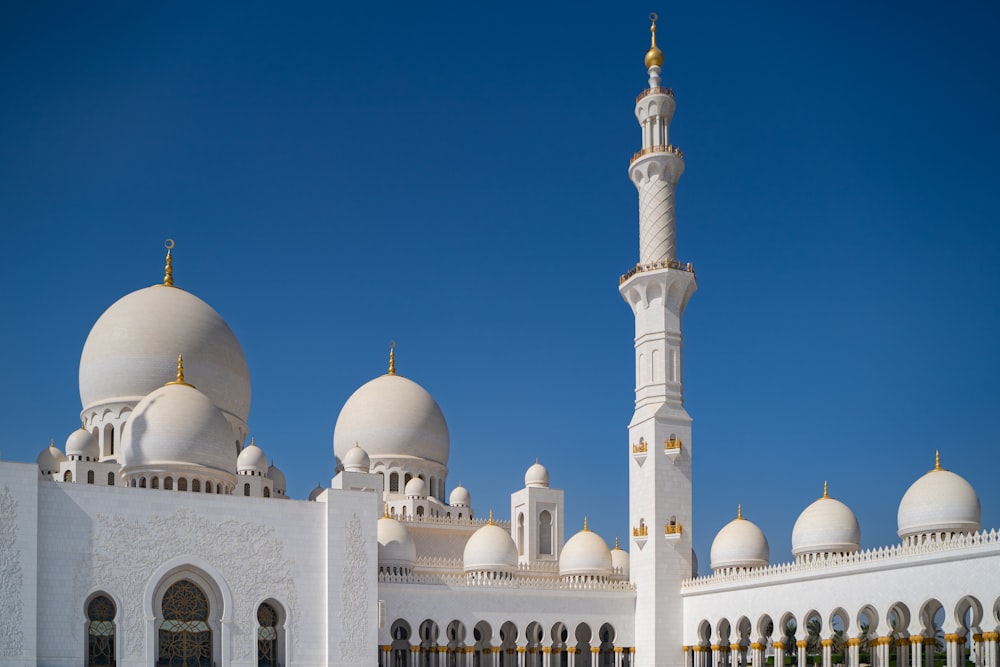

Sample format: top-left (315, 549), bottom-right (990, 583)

top-left (165, 354), bottom-right (194, 388)
top-left (664, 436), bottom-right (682, 451)
top-left (665, 522), bottom-right (682, 535)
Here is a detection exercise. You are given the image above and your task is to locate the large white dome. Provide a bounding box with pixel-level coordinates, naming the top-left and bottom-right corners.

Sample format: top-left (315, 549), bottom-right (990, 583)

top-left (378, 516), bottom-right (417, 568)
top-left (710, 509), bottom-right (769, 571)
top-left (333, 373), bottom-right (450, 467)
top-left (792, 486), bottom-right (860, 557)
top-left (560, 524), bottom-right (613, 577)
top-left (80, 285), bottom-right (250, 425)
top-left (898, 455), bottom-right (980, 539)
top-left (464, 522), bottom-right (518, 573)
top-left (120, 381), bottom-right (237, 480)
top-left (65, 427), bottom-right (99, 461)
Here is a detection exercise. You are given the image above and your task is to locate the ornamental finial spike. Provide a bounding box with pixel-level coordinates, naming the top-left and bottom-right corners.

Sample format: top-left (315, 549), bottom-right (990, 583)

top-left (644, 12), bottom-right (664, 69)
top-left (250, 437), bottom-right (255, 447)
top-left (166, 354), bottom-right (194, 387)
top-left (488, 509), bottom-right (494, 525)
top-left (584, 516), bottom-right (589, 531)
top-left (823, 480), bottom-right (829, 498)
top-left (163, 239), bottom-right (175, 287)
top-left (737, 504), bottom-right (742, 520)
top-left (388, 340), bottom-right (396, 376)
top-left (615, 536), bottom-right (620, 549)
top-left (384, 503), bottom-right (390, 518)
top-left (935, 450), bottom-right (942, 471)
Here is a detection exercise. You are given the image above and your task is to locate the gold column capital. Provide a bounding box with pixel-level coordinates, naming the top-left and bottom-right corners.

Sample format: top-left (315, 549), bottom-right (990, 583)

top-left (821, 639), bottom-right (834, 648)
top-left (773, 642), bottom-right (785, 650)
top-left (796, 641), bottom-right (808, 649)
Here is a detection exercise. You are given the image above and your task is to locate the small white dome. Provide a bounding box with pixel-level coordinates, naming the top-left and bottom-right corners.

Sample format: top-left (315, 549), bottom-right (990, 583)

top-left (308, 483), bottom-right (324, 501)
top-left (560, 523), bottom-right (613, 577)
top-left (449, 484), bottom-right (471, 507)
top-left (333, 373), bottom-right (450, 467)
top-left (65, 428), bottom-right (99, 461)
top-left (898, 454), bottom-right (980, 539)
top-left (404, 476), bottom-right (428, 498)
top-left (378, 516), bottom-right (417, 567)
top-left (710, 509), bottom-right (769, 571)
top-left (464, 521), bottom-right (518, 573)
top-left (610, 539), bottom-right (630, 578)
top-left (79, 285), bottom-right (250, 425)
top-left (792, 485), bottom-right (860, 557)
top-left (342, 443), bottom-right (371, 473)
top-left (524, 460), bottom-right (550, 488)
top-left (120, 381), bottom-right (236, 479)
top-left (37, 440), bottom-right (67, 473)
top-left (268, 462), bottom-right (286, 493)
top-left (237, 439), bottom-right (269, 475)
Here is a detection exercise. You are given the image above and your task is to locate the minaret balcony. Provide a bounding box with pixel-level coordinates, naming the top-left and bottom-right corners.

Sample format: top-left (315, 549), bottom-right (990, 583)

top-left (636, 86), bottom-right (674, 102)
top-left (630, 143), bottom-right (684, 165)
top-left (619, 259), bottom-right (695, 285)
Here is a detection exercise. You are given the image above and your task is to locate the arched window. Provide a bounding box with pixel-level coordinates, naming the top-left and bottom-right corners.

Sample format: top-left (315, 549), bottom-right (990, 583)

top-left (151, 477), bottom-right (159, 490)
top-left (107, 472), bottom-right (115, 486)
top-left (517, 513), bottom-right (525, 556)
top-left (192, 479), bottom-right (201, 493)
top-left (87, 594), bottom-right (116, 666)
top-left (416, 506), bottom-right (425, 517)
top-left (205, 481), bottom-right (213, 494)
top-left (88, 470), bottom-right (95, 484)
top-left (178, 478), bottom-right (187, 492)
top-left (139, 478), bottom-right (147, 489)
top-left (404, 473), bottom-right (412, 486)
top-left (539, 510), bottom-right (553, 555)
top-left (104, 423), bottom-right (115, 457)
top-left (389, 473), bottom-right (399, 493)
top-left (164, 477), bottom-right (173, 491)
top-left (244, 483), bottom-right (251, 496)
top-left (257, 602), bottom-right (283, 667)
top-left (263, 487), bottom-right (270, 498)
top-left (64, 470), bottom-right (73, 482)
top-left (159, 580), bottom-right (212, 666)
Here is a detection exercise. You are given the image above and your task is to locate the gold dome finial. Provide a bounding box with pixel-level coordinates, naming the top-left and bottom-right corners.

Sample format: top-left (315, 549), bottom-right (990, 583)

top-left (384, 503), bottom-right (390, 518)
top-left (166, 354), bottom-right (194, 387)
top-left (250, 437), bottom-right (256, 447)
top-left (615, 536), bottom-right (620, 549)
top-left (488, 509), bottom-right (494, 525)
top-left (387, 340), bottom-right (397, 376)
top-left (163, 239), bottom-right (175, 287)
top-left (737, 504), bottom-right (743, 520)
top-left (934, 450), bottom-right (942, 471)
top-left (583, 516), bottom-right (589, 531)
top-left (644, 12), bottom-right (664, 69)
top-left (823, 480), bottom-right (829, 499)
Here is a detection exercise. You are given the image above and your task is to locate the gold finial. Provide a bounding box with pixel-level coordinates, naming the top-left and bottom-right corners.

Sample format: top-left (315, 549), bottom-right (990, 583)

top-left (737, 504), bottom-right (743, 520)
top-left (354, 442), bottom-right (360, 448)
top-left (388, 340), bottom-right (397, 375)
top-left (384, 503), bottom-right (390, 518)
top-left (615, 536), bottom-right (620, 550)
top-left (49, 438), bottom-right (55, 448)
top-left (644, 12), bottom-right (664, 69)
top-left (250, 437), bottom-right (256, 447)
top-left (163, 239), bottom-right (175, 287)
top-left (488, 509), bottom-right (494, 525)
top-left (166, 354), bottom-right (194, 387)
top-left (823, 481), bottom-right (829, 499)
top-left (934, 450), bottom-right (942, 471)
top-left (583, 516), bottom-right (589, 531)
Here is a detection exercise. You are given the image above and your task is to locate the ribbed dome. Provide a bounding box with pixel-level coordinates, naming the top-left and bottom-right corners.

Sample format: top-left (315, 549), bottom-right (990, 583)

top-left (342, 443), bottom-right (371, 473)
top-left (404, 476), bottom-right (427, 498)
top-left (610, 539), bottom-right (630, 578)
top-left (710, 510), bottom-right (769, 571)
top-left (237, 440), bottom-right (269, 475)
top-left (792, 487), bottom-right (860, 557)
top-left (65, 428), bottom-right (99, 461)
top-left (120, 382), bottom-right (237, 479)
top-left (464, 522), bottom-right (518, 573)
top-left (378, 516), bottom-right (417, 567)
top-left (37, 441), bottom-right (67, 474)
top-left (560, 524), bottom-right (613, 577)
top-left (268, 463), bottom-right (286, 493)
top-left (898, 455), bottom-right (980, 539)
top-left (333, 373), bottom-right (449, 467)
top-left (524, 461), bottom-right (550, 488)
top-left (449, 484), bottom-right (471, 507)
top-left (79, 285), bottom-right (250, 425)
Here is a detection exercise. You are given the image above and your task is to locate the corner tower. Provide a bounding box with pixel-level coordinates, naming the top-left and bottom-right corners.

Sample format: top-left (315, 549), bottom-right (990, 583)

top-left (619, 15), bottom-right (696, 667)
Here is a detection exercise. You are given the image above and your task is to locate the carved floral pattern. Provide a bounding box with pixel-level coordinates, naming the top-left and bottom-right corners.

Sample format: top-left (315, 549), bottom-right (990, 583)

top-left (340, 513), bottom-right (368, 662)
top-left (0, 486), bottom-right (24, 656)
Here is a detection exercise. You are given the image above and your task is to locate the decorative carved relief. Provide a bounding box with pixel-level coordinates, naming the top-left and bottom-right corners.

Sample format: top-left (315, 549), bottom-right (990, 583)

top-left (340, 513), bottom-right (368, 663)
top-left (0, 487), bottom-right (24, 656)
top-left (79, 507), bottom-right (298, 660)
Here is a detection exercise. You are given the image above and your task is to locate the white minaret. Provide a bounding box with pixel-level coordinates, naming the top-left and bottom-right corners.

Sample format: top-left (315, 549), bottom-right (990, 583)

top-left (620, 14), bottom-right (696, 667)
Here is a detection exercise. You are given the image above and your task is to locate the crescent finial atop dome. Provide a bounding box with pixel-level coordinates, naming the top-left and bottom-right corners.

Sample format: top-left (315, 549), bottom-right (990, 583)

top-left (163, 239), bottom-right (175, 287)
top-left (644, 12), bottom-right (664, 69)
top-left (388, 340), bottom-right (397, 375)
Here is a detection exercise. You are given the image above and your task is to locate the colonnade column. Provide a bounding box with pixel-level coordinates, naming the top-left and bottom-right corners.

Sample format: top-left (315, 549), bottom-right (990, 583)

top-left (615, 646), bottom-right (625, 667)
top-left (982, 632), bottom-right (999, 667)
top-left (772, 641), bottom-right (785, 667)
top-left (730, 644), bottom-right (742, 667)
top-left (896, 638), bottom-right (910, 667)
top-left (876, 636), bottom-right (892, 667)
top-left (750, 642), bottom-right (765, 667)
top-left (848, 638), bottom-right (861, 667)
top-left (380, 645), bottom-right (391, 667)
top-left (821, 638), bottom-right (834, 667)
top-left (909, 635), bottom-right (924, 667)
top-left (924, 637), bottom-right (936, 667)
top-left (797, 640), bottom-right (808, 667)
top-left (543, 647), bottom-right (552, 667)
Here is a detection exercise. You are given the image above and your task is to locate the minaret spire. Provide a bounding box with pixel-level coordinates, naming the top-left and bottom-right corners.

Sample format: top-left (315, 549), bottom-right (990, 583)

top-left (163, 239), bottom-right (175, 287)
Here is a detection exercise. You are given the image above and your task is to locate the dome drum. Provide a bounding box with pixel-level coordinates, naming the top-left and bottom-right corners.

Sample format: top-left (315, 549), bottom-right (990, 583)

top-left (897, 461), bottom-right (981, 542)
top-left (709, 513), bottom-right (769, 572)
top-left (560, 527), bottom-right (613, 579)
top-left (791, 492), bottom-right (861, 561)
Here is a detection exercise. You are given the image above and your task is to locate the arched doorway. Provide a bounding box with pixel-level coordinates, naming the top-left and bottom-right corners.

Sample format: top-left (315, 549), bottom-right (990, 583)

top-left (86, 594), bottom-right (116, 666)
top-left (158, 579), bottom-right (212, 666)
top-left (257, 601), bottom-right (287, 667)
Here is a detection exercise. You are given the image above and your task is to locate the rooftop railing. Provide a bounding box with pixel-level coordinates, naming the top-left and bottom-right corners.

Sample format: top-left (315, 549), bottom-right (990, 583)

top-left (636, 86), bottom-right (675, 102)
top-left (620, 259), bottom-right (695, 285)
top-left (630, 143), bottom-right (684, 166)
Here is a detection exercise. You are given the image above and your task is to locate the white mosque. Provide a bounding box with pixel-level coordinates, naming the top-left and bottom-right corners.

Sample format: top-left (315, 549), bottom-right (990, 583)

top-left (2, 16), bottom-right (998, 667)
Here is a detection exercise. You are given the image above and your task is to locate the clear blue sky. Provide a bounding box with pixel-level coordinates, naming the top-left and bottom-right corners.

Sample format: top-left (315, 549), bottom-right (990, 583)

top-left (2, 1), bottom-right (998, 574)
